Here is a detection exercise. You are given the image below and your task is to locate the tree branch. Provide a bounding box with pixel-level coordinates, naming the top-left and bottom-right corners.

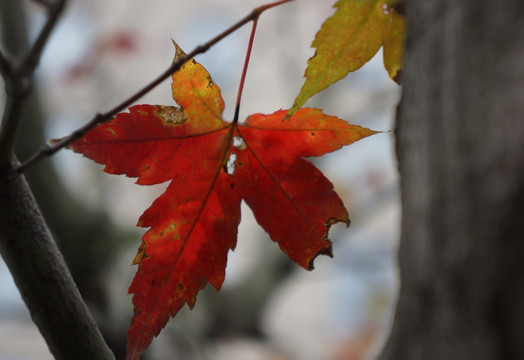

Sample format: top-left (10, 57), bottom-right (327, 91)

top-left (0, 0), bottom-right (66, 163)
top-left (0, 160), bottom-right (114, 360)
top-left (1, 1), bottom-right (114, 358)
top-left (16, 0), bottom-right (294, 173)
top-left (19, 0), bottom-right (66, 76)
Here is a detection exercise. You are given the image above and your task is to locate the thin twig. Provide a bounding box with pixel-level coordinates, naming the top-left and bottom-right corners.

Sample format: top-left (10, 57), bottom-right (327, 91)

top-left (17, 0), bottom-right (294, 173)
top-left (0, 0), bottom-right (67, 163)
top-left (19, 0), bottom-right (66, 76)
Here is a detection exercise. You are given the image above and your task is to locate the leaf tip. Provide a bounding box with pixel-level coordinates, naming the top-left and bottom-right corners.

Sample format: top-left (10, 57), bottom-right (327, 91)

top-left (326, 216), bottom-right (350, 230)
top-left (324, 215), bottom-right (350, 251)
top-left (283, 106), bottom-right (298, 120)
top-left (359, 127), bottom-right (384, 139)
top-left (306, 240), bottom-right (333, 271)
top-left (392, 69), bottom-right (402, 84)
top-left (126, 344), bottom-right (141, 360)
top-left (306, 216), bottom-right (350, 271)
top-left (171, 39), bottom-right (186, 63)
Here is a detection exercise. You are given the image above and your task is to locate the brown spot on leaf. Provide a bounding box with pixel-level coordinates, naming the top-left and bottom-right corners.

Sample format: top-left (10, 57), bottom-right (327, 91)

top-left (160, 223), bottom-right (177, 237)
top-left (155, 106), bottom-right (187, 126)
top-left (132, 241), bottom-right (149, 265)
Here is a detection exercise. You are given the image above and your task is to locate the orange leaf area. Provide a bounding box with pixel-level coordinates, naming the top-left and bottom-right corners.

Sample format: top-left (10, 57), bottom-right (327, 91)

top-left (68, 46), bottom-right (378, 360)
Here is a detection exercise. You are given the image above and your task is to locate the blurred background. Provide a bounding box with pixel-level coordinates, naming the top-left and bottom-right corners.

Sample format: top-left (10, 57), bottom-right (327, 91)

top-left (0, 0), bottom-right (400, 359)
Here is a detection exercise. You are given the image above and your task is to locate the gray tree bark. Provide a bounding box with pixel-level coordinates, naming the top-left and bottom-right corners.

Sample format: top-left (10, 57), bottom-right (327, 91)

top-left (0, 162), bottom-right (115, 360)
top-left (380, 1), bottom-right (524, 359)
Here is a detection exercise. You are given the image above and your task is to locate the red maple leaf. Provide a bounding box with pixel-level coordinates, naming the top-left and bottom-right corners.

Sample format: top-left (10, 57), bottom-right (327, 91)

top-left (68, 44), bottom-right (377, 360)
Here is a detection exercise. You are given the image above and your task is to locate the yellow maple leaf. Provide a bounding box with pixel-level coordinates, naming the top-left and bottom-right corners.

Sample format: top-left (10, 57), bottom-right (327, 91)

top-left (289, 0), bottom-right (405, 116)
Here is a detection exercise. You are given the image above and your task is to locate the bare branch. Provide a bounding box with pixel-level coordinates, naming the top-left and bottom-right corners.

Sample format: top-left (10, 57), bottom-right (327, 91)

top-left (20, 0), bottom-right (66, 76)
top-left (0, 0), bottom-right (67, 163)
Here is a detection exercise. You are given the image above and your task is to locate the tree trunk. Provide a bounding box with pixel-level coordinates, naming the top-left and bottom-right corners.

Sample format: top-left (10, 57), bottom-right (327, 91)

top-left (380, 1), bottom-right (524, 359)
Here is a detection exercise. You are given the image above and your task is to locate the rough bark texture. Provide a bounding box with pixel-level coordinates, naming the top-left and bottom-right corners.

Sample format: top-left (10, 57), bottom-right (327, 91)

top-left (0, 162), bottom-right (114, 360)
top-left (380, 1), bottom-right (524, 359)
